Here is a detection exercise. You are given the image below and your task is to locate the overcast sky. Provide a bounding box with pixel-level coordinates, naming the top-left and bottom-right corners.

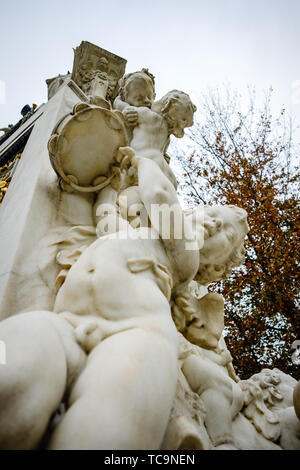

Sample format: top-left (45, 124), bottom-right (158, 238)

top-left (0, 0), bottom-right (299, 136)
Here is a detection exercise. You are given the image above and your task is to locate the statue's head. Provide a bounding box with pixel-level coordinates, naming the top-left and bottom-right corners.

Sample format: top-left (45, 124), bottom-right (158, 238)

top-left (252, 368), bottom-right (281, 387)
top-left (155, 90), bottom-right (197, 138)
top-left (186, 205), bottom-right (249, 284)
top-left (119, 69), bottom-right (155, 108)
top-left (98, 56), bottom-right (108, 72)
top-left (79, 62), bottom-right (95, 82)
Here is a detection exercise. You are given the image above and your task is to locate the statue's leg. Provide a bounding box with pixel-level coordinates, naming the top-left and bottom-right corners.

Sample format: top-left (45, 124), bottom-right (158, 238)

top-left (48, 317), bottom-right (178, 450)
top-left (0, 311), bottom-right (85, 449)
top-left (182, 355), bottom-right (241, 449)
top-left (200, 389), bottom-right (236, 448)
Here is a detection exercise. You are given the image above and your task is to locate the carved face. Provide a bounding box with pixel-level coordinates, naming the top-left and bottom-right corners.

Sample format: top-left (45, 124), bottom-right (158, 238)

top-left (197, 206), bottom-right (245, 266)
top-left (80, 68), bottom-right (95, 83)
top-left (98, 57), bottom-right (108, 72)
top-left (165, 98), bottom-right (195, 138)
top-left (253, 369), bottom-right (281, 386)
top-left (124, 74), bottom-right (155, 108)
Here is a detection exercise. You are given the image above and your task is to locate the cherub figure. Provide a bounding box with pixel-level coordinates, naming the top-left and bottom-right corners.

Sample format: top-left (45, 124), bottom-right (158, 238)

top-left (168, 282), bottom-right (244, 450)
top-left (0, 156), bottom-right (248, 450)
top-left (93, 73), bottom-right (196, 240)
top-left (114, 68), bottom-right (156, 123)
top-left (113, 70), bottom-right (196, 187)
top-left (48, 202), bottom-right (247, 450)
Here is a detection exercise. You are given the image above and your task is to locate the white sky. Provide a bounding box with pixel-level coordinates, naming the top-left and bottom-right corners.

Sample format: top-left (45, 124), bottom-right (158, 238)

top-left (0, 0), bottom-right (299, 137)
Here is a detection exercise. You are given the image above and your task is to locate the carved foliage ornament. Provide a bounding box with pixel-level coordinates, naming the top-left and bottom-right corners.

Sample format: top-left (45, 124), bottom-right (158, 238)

top-left (72, 41), bottom-right (127, 103)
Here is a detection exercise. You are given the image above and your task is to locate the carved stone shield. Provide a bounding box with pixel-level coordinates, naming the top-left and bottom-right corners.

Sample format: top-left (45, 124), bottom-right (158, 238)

top-left (48, 103), bottom-right (128, 192)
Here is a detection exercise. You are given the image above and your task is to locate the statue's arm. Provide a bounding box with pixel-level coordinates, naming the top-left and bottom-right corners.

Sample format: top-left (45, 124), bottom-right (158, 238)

top-left (93, 185), bottom-right (118, 226)
top-left (113, 96), bottom-right (127, 111)
top-left (135, 156), bottom-right (199, 285)
top-left (181, 354), bottom-right (207, 392)
top-left (113, 96), bottom-right (138, 127)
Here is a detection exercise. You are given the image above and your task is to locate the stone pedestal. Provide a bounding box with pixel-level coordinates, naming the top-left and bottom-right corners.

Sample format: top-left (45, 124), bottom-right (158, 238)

top-left (0, 81), bottom-right (89, 318)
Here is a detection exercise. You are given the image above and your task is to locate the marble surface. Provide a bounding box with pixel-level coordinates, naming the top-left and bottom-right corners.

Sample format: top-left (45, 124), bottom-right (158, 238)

top-left (0, 43), bottom-right (298, 450)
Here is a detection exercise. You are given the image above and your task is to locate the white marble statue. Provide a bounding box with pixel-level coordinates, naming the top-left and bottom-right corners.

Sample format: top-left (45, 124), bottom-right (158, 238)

top-left (1, 49), bottom-right (299, 451)
top-left (113, 69), bottom-right (196, 187)
top-left (47, 155), bottom-right (249, 450)
top-left (45, 73), bottom-right (196, 292)
top-left (44, 79), bottom-right (197, 293)
top-left (0, 155), bottom-right (249, 449)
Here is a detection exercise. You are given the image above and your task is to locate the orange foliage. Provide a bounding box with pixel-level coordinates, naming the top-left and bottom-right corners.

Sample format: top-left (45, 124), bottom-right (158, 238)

top-left (176, 87), bottom-right (300, 379)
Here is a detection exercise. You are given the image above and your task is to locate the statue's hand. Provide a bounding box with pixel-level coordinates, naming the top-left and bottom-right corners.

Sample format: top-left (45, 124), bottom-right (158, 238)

top-left (122, 107), bottom-right (138, 127)
top-left (115, 146), bottom-right (142, 172)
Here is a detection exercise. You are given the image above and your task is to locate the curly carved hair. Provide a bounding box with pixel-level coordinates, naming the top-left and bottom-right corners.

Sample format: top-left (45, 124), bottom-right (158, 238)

top-left (159, 89), bottom-right (197, 116)
top-left (118, 68), bottom-right (155, 101)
